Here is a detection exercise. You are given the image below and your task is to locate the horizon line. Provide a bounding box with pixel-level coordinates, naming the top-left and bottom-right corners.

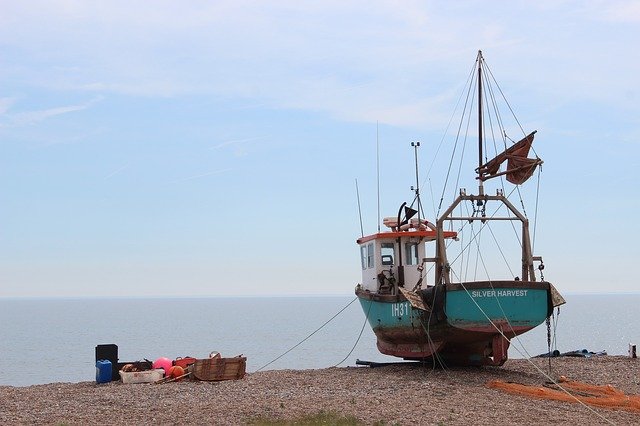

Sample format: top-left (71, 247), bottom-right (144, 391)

top-left (1, 291), bottom-right (639, 301)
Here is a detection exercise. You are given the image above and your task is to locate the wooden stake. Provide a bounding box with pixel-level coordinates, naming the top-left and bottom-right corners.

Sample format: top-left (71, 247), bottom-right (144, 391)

top-left (154, 371), bottom-right (192, 384)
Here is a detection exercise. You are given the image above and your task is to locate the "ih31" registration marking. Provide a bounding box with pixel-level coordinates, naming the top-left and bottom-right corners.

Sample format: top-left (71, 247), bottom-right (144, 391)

top-left (391, 302), bottom-right (409, 317)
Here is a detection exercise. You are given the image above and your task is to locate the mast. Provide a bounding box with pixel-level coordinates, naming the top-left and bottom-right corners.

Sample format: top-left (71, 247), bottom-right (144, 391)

top-left (376, 121), bottom-right (381, 232)
top-left (477, 50), bottom-right (484, 197)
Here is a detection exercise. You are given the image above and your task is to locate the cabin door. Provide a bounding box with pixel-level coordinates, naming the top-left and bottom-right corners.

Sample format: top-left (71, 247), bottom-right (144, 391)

top-left (400, 241), bottom-right (422, 289)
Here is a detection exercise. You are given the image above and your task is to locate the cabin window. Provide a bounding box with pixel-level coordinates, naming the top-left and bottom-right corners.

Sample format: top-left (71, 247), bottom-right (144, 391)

top-left (367, 243), bottom-right (374, 268)
top-left (381, 243), bottom-right (395, 266)
top-left (360, 246), bottom-right (367, 270)
top-left (405, 242), bottom-right (419, 265)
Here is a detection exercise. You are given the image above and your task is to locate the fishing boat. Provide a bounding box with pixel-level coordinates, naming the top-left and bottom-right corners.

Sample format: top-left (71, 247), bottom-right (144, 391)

top-left (355, 51), bottom-right (565, 366)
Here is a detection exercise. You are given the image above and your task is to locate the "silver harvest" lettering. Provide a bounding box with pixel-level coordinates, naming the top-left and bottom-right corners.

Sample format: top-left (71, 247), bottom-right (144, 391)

top-left (470, 289), bottom-right (528, 298)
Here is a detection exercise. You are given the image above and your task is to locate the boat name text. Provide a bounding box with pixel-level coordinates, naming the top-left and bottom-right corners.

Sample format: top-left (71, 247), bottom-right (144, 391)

top-left (471, 289), bottom-right (528, 298)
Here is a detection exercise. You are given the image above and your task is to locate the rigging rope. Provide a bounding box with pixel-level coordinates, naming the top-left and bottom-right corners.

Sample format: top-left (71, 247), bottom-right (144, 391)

top-left (482, 66), bottom-right (524, 247)
top-left (546, 316), bottom-right (552, 373)
top-left (417, 52), bottom-right (605, 421)
top-left (419, 317), bottom-right (449, 371)
top-left (532, 165), bottom-right (542, 252)
top-left (437, 66), bottom-right (477, 217)
top-left (452, 87), bottom-right (475, 202)
top-left (443, 190), bottom-right (547, 362)
top-left (551, 306), bottom-right (560, 353)
top-left (424, 56), bottom-right (477, 197)
top-left (445, 269), bottom-right (613, 424)
top-left (255, 297), bottom-right (358, 372)
top-left (444, 191), bottom-right (550, 362)
top-left (428, 178), bottom-right (437, 220)
top-left (333, 297), bottom-right (372, 367)
top-left (421, 284), bottom-right (449, 371)
top-left (444, 184), bottom-right (520, 268)
top-left (483, 60), bottom-right (528, 140)
top-left (460, 200), bottom-right (471, 282)
top-left (485, 222), bottom-right (516, 278)
top-left (454, 232), bottom-right (523, 350)
top-left (442, 185), bottom-right (606, 421)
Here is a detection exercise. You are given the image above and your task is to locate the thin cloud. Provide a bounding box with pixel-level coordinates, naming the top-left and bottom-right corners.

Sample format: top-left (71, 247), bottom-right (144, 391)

top-left (0, 97), bottom-right (17, 115)
top-left (170, 168), bottom-right (232, 183)
top-left (211, 136), bottom-right (265, 150)
top-left (4, 97), bottom-right (103, 127)
top-left (103, 162), bottom-right (130, 180)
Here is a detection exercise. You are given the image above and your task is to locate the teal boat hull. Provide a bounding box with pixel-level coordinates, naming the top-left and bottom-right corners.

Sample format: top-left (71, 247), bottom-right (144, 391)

top-left (356, 281), bottom-right (552, 365)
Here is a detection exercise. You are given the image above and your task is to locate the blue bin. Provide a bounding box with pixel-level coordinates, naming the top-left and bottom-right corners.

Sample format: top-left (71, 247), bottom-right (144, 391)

top-left (96, 359), bottom-right (112, 384)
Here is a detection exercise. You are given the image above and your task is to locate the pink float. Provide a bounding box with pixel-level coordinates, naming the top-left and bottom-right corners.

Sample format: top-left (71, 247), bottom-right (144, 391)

top-left (152, 357), bottom-right (173, 374)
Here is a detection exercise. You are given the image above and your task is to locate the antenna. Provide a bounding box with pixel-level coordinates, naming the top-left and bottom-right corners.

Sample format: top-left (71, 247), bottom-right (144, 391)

top-left (376, 121), bottom-right (381, 232)
top-left (355, 179), bottom-right (364, 238)
top-left (411, 141), bottom-right (421, 224)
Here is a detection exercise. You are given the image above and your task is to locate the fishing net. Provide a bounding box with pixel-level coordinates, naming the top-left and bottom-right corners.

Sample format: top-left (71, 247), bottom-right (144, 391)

top-left (487, 377), bottom-right (640, 413)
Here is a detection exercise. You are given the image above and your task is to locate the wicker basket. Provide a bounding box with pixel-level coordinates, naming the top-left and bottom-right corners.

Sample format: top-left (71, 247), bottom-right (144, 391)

top-left (191, 355), bottom-right (246, 381)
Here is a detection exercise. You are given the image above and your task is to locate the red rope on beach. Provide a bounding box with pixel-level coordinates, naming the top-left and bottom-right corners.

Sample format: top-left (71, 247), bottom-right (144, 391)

top-left (488, 377), bottom-right (640, 413)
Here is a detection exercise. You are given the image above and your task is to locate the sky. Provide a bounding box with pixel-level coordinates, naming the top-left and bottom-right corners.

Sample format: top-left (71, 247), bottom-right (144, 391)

top-left (1, 1), bottom-right (638, 297)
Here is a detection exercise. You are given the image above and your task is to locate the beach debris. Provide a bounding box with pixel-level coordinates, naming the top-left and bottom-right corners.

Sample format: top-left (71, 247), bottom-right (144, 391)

top-left (488, 377), bottom-right (640, 413)
top-left (355, 359), bottom-right (420, 368)
top-left (534, 349), bottom-right (607, 358)
top-left (95, 344), bottom-right (154, 380)
top-left (94, 343), bottom-right (247, 384)
top-left (152, 353), bottom-right (246, 383)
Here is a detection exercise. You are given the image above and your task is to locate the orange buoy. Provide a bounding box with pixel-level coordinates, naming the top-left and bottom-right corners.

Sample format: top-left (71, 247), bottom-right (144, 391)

top-left (169, 365), bottom-right (185, 380)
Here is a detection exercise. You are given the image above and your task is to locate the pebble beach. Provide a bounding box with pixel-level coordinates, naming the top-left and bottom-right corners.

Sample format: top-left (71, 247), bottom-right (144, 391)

top-left (1, 356), bottom-right (638, 425)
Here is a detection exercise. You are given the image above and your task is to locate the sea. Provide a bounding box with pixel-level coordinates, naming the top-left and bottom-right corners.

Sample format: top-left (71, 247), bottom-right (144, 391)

top-left (1, 294), bottom-right (638, 387)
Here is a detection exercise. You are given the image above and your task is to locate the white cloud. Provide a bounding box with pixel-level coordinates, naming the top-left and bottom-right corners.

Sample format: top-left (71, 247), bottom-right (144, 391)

top-left (1, 96), bottom-right (103, 127)
top-left (0, 1), bottom-right (637, 129)
top-left (0, 97), bottom-right (17, 115)
top-left (594, 0), bottom-right (640, 23)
